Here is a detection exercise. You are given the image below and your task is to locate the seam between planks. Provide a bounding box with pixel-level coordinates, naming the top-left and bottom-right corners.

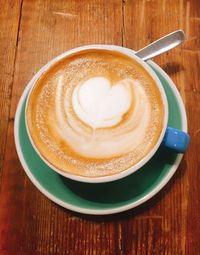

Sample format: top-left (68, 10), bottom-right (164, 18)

top-left (121, 0), bottom-right (126, 46)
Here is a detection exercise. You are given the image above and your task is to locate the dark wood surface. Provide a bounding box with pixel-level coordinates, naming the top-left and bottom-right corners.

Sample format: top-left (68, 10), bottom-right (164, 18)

top-left (0, 0), bottom-right (199, 254)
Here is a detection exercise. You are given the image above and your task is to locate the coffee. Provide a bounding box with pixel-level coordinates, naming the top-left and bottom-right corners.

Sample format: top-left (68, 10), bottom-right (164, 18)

top-left (26, 49), bottom-right (164, 177)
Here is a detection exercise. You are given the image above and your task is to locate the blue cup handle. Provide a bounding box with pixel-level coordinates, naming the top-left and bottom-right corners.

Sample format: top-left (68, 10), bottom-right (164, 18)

top-left (162, 127), bottom-right (190, 153)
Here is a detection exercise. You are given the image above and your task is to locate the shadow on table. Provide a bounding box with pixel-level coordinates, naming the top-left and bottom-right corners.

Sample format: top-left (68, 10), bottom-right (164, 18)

top-left (161, 62), bottom-right (185, 76)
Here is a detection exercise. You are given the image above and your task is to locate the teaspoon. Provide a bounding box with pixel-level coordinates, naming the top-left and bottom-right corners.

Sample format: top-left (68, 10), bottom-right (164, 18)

top-left (135, 30), bottom-right (185, 61)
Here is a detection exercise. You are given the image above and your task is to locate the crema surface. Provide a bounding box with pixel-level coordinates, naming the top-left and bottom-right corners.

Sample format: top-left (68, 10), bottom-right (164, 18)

top-left (26, 50), bottom-right (164, 177)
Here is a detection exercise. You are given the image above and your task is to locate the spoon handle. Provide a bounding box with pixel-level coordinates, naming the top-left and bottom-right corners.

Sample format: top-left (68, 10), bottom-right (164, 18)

top-left (135, 30), bottom-right (185, 61)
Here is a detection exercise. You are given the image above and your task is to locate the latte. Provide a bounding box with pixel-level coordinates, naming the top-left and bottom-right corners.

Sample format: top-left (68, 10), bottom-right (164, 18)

top-left (26, 49), bottom-right (164, 177)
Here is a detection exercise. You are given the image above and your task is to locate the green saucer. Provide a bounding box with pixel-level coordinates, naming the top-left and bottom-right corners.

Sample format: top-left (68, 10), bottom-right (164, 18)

top-left (14, 61), bottom-right (187, 215)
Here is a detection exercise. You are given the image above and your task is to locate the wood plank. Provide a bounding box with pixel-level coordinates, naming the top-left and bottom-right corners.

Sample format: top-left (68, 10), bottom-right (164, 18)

top-left (0, 0), bottom-right (22, 177)
top-left (183, 2), bottom-right (200, 253)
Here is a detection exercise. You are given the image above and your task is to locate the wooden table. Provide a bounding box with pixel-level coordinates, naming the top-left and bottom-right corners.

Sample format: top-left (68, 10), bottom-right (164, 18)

top-left (0, 0), bottom-right (199, 254)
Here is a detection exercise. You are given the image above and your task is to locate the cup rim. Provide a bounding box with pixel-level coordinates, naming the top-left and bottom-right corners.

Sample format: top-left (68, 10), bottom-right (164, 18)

top-left (25, 44), bottom-right (168, 183)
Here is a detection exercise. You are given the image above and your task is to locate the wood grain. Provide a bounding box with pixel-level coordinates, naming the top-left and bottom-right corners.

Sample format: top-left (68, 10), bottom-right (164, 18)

top-left (0, 0), bottom-right (22, 179)
top-left (0, 0), bottom-right (200, 254)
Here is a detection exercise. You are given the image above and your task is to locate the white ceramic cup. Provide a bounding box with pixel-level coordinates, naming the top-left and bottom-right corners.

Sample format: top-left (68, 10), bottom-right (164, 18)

top-left (25, 45), bottom-right (189, 183)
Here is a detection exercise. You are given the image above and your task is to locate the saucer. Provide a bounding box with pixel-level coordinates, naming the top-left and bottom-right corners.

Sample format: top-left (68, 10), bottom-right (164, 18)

top-left (14, 61), bottom-right (187, 215)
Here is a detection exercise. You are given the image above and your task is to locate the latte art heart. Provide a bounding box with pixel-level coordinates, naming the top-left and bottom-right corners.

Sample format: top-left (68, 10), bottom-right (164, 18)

top-left (26, 49), bottom-right (164, 177)
top-left (55, 75), bottom-right (151, 158)
top-left (72, 77), bottom-right (132, 128)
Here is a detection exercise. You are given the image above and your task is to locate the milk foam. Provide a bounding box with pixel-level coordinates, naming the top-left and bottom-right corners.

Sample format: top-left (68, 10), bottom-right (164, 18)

top-left (27, 49), bottom-right (164, 177)
top-left (55, 74), bottom-right (151, 158)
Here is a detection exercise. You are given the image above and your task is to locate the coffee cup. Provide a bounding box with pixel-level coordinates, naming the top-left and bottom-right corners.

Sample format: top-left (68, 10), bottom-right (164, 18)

top-left (25, 45), bottom-right (190, 183)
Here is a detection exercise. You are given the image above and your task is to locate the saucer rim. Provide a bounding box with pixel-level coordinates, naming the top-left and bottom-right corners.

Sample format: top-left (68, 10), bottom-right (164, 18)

top-left (14, 59), bottom-right (187, 215)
